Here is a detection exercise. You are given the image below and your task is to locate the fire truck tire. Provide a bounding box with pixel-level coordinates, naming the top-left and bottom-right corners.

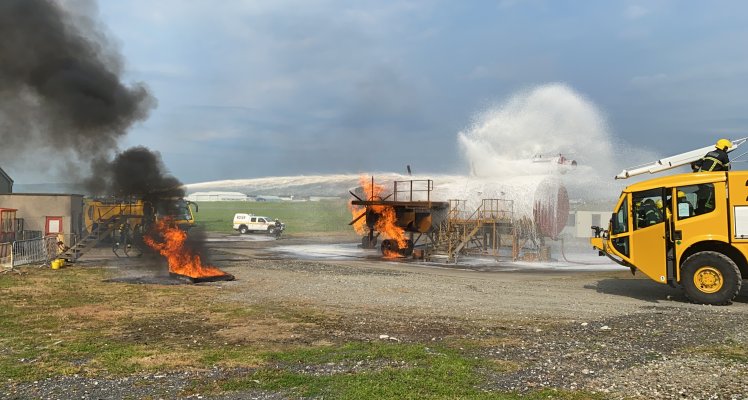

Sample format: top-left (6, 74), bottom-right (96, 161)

top-left (238, 225), bottom-right (248, 234)
top-left (681, 251), bottom-right (742, 305)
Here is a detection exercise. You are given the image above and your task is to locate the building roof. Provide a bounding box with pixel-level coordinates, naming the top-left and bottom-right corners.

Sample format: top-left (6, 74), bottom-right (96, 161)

top-left (0, 193), bottom-right (84, 197)
top-left (0, 166), bottom-right (12, 184)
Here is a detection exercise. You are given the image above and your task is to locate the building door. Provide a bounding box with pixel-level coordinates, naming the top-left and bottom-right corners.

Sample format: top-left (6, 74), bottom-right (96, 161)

top-left (45, 216), bottom-right (63, 235)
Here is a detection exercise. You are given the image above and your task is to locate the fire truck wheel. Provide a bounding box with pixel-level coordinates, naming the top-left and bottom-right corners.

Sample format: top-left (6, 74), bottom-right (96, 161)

top-left (681, 251), bottom-right (742, 305)
top-left (238, 225), bottom-right (248, 234)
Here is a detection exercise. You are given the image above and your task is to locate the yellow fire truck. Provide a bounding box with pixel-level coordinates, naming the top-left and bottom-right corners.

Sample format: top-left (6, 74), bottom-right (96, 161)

top-left (592, 139), bottom-right (748, 305)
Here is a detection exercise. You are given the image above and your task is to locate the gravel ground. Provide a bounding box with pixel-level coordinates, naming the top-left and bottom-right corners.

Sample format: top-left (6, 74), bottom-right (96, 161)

top-left (5, 234), bottom-right (748, 399)
top-left (211, 236), bottom-right (748, 399)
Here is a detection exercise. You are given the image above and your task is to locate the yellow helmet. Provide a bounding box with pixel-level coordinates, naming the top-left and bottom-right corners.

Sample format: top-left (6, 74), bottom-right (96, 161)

top-left (716, 138), bottom-right (732, 150)
top-left (656, 199), bottom-right (663, 209)
top-left (677, 190), bottom-right (686, 198)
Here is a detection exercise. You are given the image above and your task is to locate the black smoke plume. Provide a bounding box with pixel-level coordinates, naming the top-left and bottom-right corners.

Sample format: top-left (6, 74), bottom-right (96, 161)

top-left (0, 0), bottom-right (155, 168)
top-left (87, 146), bottom-right (184, 202)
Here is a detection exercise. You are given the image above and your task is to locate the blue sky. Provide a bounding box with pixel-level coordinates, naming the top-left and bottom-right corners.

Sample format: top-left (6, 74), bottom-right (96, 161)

top-left (94, 0), bottom-right (748, 183)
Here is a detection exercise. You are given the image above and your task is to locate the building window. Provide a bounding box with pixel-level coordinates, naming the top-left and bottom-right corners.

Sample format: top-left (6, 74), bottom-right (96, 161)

top-left (567, 213), bottom-right (576, 227)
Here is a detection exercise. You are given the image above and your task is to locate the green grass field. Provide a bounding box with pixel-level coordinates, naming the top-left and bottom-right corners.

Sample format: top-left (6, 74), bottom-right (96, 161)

top-left (194, 200), bottom-right (354, 234)
top-left (0, 268), bottom-right (603, 399)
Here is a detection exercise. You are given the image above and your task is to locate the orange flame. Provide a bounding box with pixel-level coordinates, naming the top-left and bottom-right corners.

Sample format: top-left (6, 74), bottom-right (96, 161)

top-left (143, 218), bottom-right (227, 278)
top-left (350, 176), bottom-right (408, 257)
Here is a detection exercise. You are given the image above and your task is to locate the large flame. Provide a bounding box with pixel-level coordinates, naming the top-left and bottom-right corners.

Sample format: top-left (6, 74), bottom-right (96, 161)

top-left (350, 176), bottom-right (408, 257)
top-left (144, 218), bottom-right (227, 278)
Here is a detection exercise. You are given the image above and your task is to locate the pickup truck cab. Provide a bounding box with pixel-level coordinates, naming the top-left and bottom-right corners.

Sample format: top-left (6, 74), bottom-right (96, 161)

top-left (233, 213), bottom-right (285, 235)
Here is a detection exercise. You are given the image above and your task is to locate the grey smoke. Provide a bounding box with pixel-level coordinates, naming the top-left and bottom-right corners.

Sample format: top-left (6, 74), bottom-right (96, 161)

top-left (0, 0), bottom-right (155, 169)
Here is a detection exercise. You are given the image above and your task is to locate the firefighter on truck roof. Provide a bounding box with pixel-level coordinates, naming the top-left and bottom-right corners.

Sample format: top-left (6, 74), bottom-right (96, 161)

top-left (693, 138), bottom-right (731, 172)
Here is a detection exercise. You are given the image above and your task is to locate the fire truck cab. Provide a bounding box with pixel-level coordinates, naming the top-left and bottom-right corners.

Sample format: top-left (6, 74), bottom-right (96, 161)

top-left (592, 171), bottom-right (748, 305)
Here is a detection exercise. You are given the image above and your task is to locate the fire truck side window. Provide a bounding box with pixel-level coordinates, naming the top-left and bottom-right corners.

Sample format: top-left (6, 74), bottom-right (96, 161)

top-left (609, 197), bottom-right (630, 257)
top-left (612, 197), bottom-right (628, 235)
top-left (632, 188), bottom-right (664, 230)
top-left (676, 184), bottom-right (715, 220)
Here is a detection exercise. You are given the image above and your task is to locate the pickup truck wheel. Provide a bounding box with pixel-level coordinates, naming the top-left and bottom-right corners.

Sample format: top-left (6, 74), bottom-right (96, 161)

top-left (681, 251), bottom-right (742, 305)
top-left (238, 225), bottom-right (248, 234)
top-left (267, 227), bottom-right (275, 235)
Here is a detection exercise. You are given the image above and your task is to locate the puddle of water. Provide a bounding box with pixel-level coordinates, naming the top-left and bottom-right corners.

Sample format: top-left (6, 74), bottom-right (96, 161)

top-left (205, 234), bottom-right (276, 242)
top-left (271, 243), bottom-right (621, 272)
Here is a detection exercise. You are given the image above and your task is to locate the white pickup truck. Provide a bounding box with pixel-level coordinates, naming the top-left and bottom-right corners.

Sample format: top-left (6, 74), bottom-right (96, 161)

top-left (232, 213), bottom-right (285, 235)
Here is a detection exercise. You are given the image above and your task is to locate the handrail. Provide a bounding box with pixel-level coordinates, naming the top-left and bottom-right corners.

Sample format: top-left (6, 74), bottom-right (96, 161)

top-left (85, 202), bottom-right (134, 233)
top-left (393, 179), bottom-right (434, 202)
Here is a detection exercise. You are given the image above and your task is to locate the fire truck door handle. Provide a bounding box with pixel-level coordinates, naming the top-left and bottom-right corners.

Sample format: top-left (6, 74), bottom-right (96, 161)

top-left (673, 230), bottom-right (682, 241)
top-left (666, 221), bottom-right (674, 243)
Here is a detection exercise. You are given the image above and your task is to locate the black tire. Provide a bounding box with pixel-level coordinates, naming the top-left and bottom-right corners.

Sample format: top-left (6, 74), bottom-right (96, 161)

top-left (681, 251), bottom-right (742, 305)
top-left (380, 239), bottom-right (414, 257)
top-left (267, 227), bottom-right (275, 235)
top-left (238, 225), bottom-right (248, 235)
top-left (381, 239), bottom-right (394, 255)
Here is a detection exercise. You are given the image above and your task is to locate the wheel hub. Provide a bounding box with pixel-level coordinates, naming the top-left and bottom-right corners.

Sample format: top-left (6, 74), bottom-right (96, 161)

top-left (693, 266), bottom-right (723, 294)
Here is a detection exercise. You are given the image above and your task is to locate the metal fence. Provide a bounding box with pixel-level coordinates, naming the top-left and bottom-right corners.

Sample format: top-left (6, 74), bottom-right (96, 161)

top-left (12, 237), bottom-right (53, 267)
top-left (0, 242), bottom-right (12, 270)
top-left (9, 234), bottom-right (78, 268)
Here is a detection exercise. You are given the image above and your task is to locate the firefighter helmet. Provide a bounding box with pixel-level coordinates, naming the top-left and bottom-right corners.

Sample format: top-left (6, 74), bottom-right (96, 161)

top-left (678, 191), bottom-right (687, 199)
top-left (716, 138), bottom-right (732, 150)
top-left (656, 199), bottom-right (663, 209)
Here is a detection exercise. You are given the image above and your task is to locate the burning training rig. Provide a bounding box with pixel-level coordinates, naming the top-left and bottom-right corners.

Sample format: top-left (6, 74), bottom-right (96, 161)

top-left (60, 197), bottom-right (197, 262)
top-left (60, 196), bottom-right (233, 282)
top-left (350, 177), bottom-right (567, 262)
top-left (350, 178), bottom-right (449, 257)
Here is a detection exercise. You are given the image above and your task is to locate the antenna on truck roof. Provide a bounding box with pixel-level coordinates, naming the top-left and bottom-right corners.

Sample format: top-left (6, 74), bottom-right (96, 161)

top-left (615, 137), bottom-right (748, 180)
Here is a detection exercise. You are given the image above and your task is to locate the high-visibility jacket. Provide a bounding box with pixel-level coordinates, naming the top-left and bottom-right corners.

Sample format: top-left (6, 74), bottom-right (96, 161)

top-left (697, 149), bottom-right (730, 172)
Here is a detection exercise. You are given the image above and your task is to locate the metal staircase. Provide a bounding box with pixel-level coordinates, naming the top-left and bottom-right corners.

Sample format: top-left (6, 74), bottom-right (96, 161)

top-left (59, 215), bottom-right (122, 262)
top-left (60, 203), bottom-right (143, 262)
top-left (434, 199), bottom-right (514, 263)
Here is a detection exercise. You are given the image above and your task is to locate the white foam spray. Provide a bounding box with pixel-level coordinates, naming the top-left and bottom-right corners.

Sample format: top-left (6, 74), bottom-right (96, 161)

top-left (457, 83), bottom-right (643, 201)
top-left (187, 84), bottom-right (657, 207)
